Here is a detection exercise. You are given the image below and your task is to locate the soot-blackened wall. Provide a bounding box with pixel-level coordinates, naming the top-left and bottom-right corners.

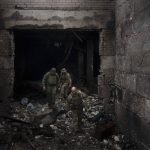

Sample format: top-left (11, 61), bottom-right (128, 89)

top-left (115, 0), bottom-right (150, 149)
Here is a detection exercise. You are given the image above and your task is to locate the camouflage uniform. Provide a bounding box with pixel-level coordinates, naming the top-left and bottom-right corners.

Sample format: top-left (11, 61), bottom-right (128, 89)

top-left (42, 68), bottom-right (59, 107)
top-left (67, 88), bottom-right (83, 129)
top-left (59, 68), bottom-right (72, 99)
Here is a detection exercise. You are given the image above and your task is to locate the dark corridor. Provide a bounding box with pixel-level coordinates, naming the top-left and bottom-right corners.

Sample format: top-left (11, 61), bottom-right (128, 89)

top-left (14, 30), bottom-right (100, 96)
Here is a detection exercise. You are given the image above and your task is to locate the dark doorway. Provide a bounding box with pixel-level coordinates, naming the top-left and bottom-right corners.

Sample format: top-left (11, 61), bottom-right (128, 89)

top-left (14, 30), bottom-right (100, 97)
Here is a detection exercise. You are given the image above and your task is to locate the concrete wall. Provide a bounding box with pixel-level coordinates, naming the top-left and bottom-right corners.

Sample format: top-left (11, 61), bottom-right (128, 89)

top-left (115, 0), bottom-right (150, 149)
top-left (0, 0), bottom-right (115, 99)
top-left (100, 29), bottom-right (115, 83)
top-left (0, 0), bottom-right (115, 29)
top-left (0, 30), bottom-right (14, 100)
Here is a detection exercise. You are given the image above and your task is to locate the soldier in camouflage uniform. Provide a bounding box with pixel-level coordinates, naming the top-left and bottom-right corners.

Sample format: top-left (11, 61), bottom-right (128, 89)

top-left (67, 86), bottom-right (84, 130)
top-left (42, 68), bottom-right (59, 107)
top-left (59, 68), bottom-right (72, 99)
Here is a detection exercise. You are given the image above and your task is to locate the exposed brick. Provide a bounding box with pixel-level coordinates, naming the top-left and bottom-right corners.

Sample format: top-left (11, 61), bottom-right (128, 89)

top-left (100, 29), bottom-right (115, 56)
top-left (0, 30), bottom-right (14, 99)
top-left (0, 30), bottom-right (14, 56)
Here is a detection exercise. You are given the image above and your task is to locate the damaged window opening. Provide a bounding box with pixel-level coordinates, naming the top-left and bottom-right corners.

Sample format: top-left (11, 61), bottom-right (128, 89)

top-left (14, 30), bottom-right (100, 98)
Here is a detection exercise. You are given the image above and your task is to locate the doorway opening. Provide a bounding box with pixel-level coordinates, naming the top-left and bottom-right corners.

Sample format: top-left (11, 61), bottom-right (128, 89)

top-left (14, 29), bottom-right (100, 97)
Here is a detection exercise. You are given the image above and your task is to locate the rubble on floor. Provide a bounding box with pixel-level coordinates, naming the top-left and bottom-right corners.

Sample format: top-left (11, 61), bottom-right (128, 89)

top-left (0, 95), bottom-right (137, 150)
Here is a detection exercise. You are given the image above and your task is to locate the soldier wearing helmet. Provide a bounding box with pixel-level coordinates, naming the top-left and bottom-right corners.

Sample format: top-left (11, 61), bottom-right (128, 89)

top-left (59, 68), bottom-right (72, 99)
top-left (42, 68), bottom-right (59, 107)
top-left (67, 86), bottom-right (84, 130)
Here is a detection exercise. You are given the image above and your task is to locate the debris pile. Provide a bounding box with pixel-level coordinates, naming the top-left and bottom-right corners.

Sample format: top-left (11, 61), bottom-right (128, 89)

top-left (101, 134), bottom-right (137, 150)
top-left (83, 95), bottom-right (103, 118)
top-left (0, 96), bottom-right (137, 150)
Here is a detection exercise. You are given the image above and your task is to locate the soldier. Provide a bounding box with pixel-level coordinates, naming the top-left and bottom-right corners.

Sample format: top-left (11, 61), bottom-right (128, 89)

top-left (59, 68), bottom-right (72, 99)
top-left (67, 86), bottom-right (84, 130)
top-left (42, 68), bottom-right (59, 107)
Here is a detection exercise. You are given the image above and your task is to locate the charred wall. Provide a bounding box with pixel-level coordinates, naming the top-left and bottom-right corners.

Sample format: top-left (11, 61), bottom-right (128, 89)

top-left (115, 0), bottom-right (150, 149)
top-left (0, 30), bottom-right (14, 100)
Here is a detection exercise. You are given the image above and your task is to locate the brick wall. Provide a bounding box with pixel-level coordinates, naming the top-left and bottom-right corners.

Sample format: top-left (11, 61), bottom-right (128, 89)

top-left (100, 29), bottom-right (115, 82)
top-left (0, 30), bottom-right (14, 100)
top-left (98, 29), bottom-right (115, 102)
top-left (115, 0), bottom-right (150, 149)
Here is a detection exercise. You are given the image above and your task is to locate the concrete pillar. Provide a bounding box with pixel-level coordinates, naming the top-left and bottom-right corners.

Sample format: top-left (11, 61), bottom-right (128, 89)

top-left (0, 30), bottom-right (14, 100)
